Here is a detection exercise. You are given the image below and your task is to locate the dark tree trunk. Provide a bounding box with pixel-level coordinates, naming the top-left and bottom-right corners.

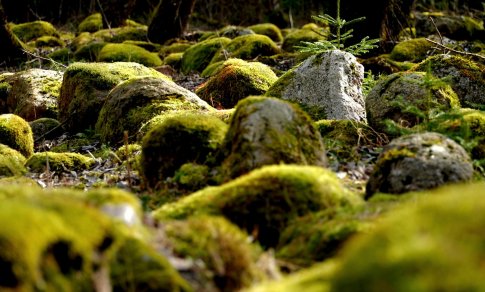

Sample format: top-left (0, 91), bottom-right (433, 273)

top-left (100, 0), bottom-right (137, 27)
top-left (0, 2), bottom-right (25, 66)
top-left (381, 0), bottom-right (416, 52)
top-left (147, 0), bottom-right (196, 44)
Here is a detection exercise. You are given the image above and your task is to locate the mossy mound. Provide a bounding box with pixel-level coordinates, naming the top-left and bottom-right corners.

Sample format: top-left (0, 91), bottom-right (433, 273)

top-left (159, 42), bottom-right (192, 57)
top-left (413, 54), bottom-right (485, 109)
top-left (25, 151), bottom-right (94, 172)
top-left (59, 62), bottom-right (167, 132)
top-left (122, 40), bottom-right (161, 52)
top-left (92, 25), bottom-right (148, 43)
top-left (220, 96), bottom-right (327, 179)
top-left (248, 23), bottom-right (284, 43)
top-left (34, 36), bottom-right (65, 47)
top-left (162, 216), bottom-right (262, 291)
top-left (173, 163), bottom-right (211, 191)
top-left (97, 43), bottom-right (162, 67)
top-left (389, 38), bottom-right (434, 62)
top-left (47, 48), bottom-right (73, 63)
top-left (163, 52), bottom-right (184, 69)
top-left (331, 182), bottom-right (485, 291)
top-left (0, 144), bottom-right (27, 177)
top-left (0, 114), bottom-right (34, 157)
top-left (10, 20), bottom-right (59, 42)
top-left (95, 76), bottom-right (213, 144)
top-left (153, 164), bottom-right (362, 248)
top-left (180, 37), bottom-right (231, 73)
top-left (366, 71), bottom-right (460, 134)
top-left (78, 13), bottom-right (103, 33)
top-left (282, 28), bottom-right (326, 52)
top-left (140, 111), bottom-right (228, 189)
top-left (73, 41), bottom-right (107, 61)
top-left (29, 118), bottom-right (62, 141)
top-left (217, 25), bottom-right (255, 38)
top-left (195, 59), bottom-right (278, 109)
top-left (210, 34), bottom-right (281, 63)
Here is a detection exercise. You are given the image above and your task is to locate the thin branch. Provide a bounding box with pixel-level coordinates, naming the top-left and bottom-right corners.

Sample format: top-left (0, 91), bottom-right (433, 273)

top-left (22, 49), bottom-right (67, 68)
top-left (428, 16), bottom-right (443, 45)
top-left (425, 38), bottom-right (485, 61)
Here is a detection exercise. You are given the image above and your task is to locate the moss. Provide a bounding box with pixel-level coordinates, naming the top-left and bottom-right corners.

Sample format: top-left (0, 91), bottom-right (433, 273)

top-left (163, 216), bottom-right (262, 291)
top-left (153, 164), bottom-right (362, 248)
top-left (73, 41), bottom-right (107, 61)
top-left (110, 238), bottom-right (192, 292)
top-left (180, 37), bottom-right (231, 73)
top-left (97, 43), bottom-right (162, 67)
top-left (34, 36), bottom-right (65, 48)
top-left (78, 13), bottom-right (103, 33)
top-left (47, 48), bottom-right (73, 64)
top-left (115, 143), bottom-right (141, 162)
top-left (29, 118), bottom-right (62, 140)
top-left (331, 182), bottom-right (485, 292)
top-left (0, 114), bottom-right (34, 157)
top-left (25, 151), bottom-right (94, 172)
top-left (59, 62), bottom-right (167, 132)
top-left (50, 137), bottom-right (93, 153)
top-left (92, 25), bottom-right (148, 43)
top-left (0, 176), bottom-right (39, 187)
top-left (390, 38), bottom-right (434, 62)
top-left (282, 28), bottom-right (326, 52)
top-left (248, 23), bottom-right (283, 43)
top-left (210, 34), bottom-right (281, 63)
top-left (0, 144), bottom-right (27, 177)
top-left (163, 52), bottom-right (183, 68)
top-left (122, 40), bottom-right (161, 52)
top-left (11, 20), bottom-right (59, 42)
top-left (218, 25), bottom-right (255, 38)
top-left (140, 111), bottom-right (228, 189)
top-left (159, 42), bottom-right (192, 57)
top-left (195, 59), bottom-right (278, 109)
top-left (173, 163), bottom-right (210, 191)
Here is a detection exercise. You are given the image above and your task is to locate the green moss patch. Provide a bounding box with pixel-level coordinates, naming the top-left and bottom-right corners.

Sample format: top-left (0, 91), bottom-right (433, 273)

top-left (25, 151), bottom-right (94, 172)
top-left (93, 25), bottom-right (148, 43)
top-left (180, 37), bottom-right (231, 73)
top-left (211, 34), bottom-right (281, 63)
top-left (78, 13), bottom-right (103, 33)
top-left (97, 43), bottom-right (162, 67)
top-left (248, 23), bottom-right (283, 43)
top-left (0, 114), bottom-right (34, 157)
top-left (390, 38), bottom-right (434, 62)
top-left (11, 20), bottom-right (59, 42)
top-left (282, 28), bottom-right (326, 52)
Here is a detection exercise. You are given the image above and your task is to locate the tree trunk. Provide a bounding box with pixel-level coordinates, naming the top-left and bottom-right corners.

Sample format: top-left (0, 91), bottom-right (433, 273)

top-left (100, 0), bottom-right (136, 28)
top-left (0, 2), bottom-right (26, 66)
top-left (147, 0), bottom-right (196, 44)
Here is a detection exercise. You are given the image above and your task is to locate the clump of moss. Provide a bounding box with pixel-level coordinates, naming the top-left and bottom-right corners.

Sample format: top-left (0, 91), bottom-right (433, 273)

top-left (0, 114), bottom-right (34, 157)
top-left (162, 216), bottom-right (262, 291)
top-left (34, 36), bottom-right (65, 47)
top-left (11, 20), bottom-right (59, 42)
top-left (217, 25), bottom-right (255, 38)
top-left (29, 118), bottom-right (62, 141)
top-left (331, 182), bottom-right (485, 291)
top-left (159, 42), bottom-right (192, 57)
top-left (163, 52), bottom-right (184, 69)
top-left (282, 28), bottom-right (326, 52)
top-left (78, 13), bottom-right (103, 33)
top-left (47, 48), bottom-right (73, 64)
top-left (0, 144), bottom-right (27, 177)
top-left (173, 163), bottom-right (210, 191)
top-left (25, 151), bottom-right (94, 172)
top-left (389, 38), bottom-right (434, 62)
top-left (93, 25), bottom-right (148, 43)
top-left (153, 164), bottom-right (362, 248)
top-left (248, 23), bottom-right (283, 43)
top-left (210, 34), bottom-right (281, 63)
top-left (123, 40), bottom-right (161, 52)
top-left (73, 41), bottom-right (107, 61)
top-left (180, 37), bottom-right (231, 73)
top-left (97, 43), bottom-right (162, 67)
top-left (195, 59), bottom-right (278, 109)
top-left (140, 111), bottom-right (227, 189)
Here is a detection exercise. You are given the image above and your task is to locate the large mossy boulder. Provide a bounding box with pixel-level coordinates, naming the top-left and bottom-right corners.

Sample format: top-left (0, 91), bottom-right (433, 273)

top-left (366, 71), bottom-right (460, 134)
top-left (10, 20), bottom-right (59, 42)
top-left (331, 182), bottom-right (485, 291)
top-left (153, 164), bottom-right (362, 248)
top-left (78, 13), bottom-right (103, 33)
top-left (58, 62), bottom-right (167, 132)
top-left (220, 96), bottom-right (327, 179)
top-left (0, 114), bottom-right (34, 157)
top-left (266, 50), bottom-right (365, 121)
top-left (389, 38), bottom-right (434, 62)
top-left (248, 23), bottom-right (283, 43)
top-left (92, 25), bottom-right (148, 43)
top-left (195, 59), bottom-right (278, 109)
top-left (96, 76), bottom-right (213, 144)
top-left (97, 43), bottom-right (162, 67)
top-left (25, 151), bottom-right (94, 172)
top-left (210, 34), bottom-right (281, 63)
top-left (366, 132), bottom-right (474, 199)
top-left (140, 111), bottom-right (228, 190)
top-left (413, 54), bottom-right (485, 109)
top-left (6, 69), bottom-right (62, 121)
top-left (180, 37), bottom-right (231, 73)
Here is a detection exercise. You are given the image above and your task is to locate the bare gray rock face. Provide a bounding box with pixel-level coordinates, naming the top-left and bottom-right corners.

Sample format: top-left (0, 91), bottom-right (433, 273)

top-left (366, 132), bottom-right (474, 199)
top-left (266, 50), bottom-right (365, 122)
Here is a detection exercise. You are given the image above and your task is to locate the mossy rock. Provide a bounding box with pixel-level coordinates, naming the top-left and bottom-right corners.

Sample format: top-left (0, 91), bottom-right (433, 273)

top-left (0, 144), bottom-right (27, 177)
top-left (95, 76), bottom-right (212, 144)
top-left (196, 59), bottom-right (278, 109)
top-left (25, 151), bottom-right (94, 172)
top-left (163, 52), bottom-right (184, 69)
top-left (413, 54), bottom-right (485, 109)
top-left (97, 43), bottom-right (162, 67)
top-left (217, 25), bottom-right (255, 38)
top-left (10, 20), bottom-right (59, 42)
top-left (47, 48), bottom-right (73, 64)
top-left (0, 114), bottom-right (34, 157)
top-left (58, 62), bottom-right (167, 132)
top-left (210, 34), bottom-right (281, 63)
top-left (78, 13), bottom-right (103, 33)
top-left (34, 36), bottom-right (65, 47)
top-left (173, 163), bottom-right (211, 191)
top-left (29, 118), bottom-right (62, 141)
top-left (0, 73), bottom-right (14, 110)
top-left (366, 71), bottom-right (460, 134)
top-left (180, 37), bottom-right (231, 73)
top-left (331, 182), bottom-right (485, 291)
top-left (92, 25), bottom-right (148, 43)
top-left (162, 215), bottom-right (262, 291)
top-left (282, 28), bottom-right (326, 52)
top-left (73, 41), bottom-right (107, 61)
top-left (220, 96), bottom-right (327, 179)
top-left (153, 164), bottom-right (362, 248)
top-left (159, 42), bottom-right (193, 57)
top-left (415, 12), bottom-right (484, 40)
top-left (389, 38), bottom-right (434, 62)
top-left (140, 111), bottom-right (227, 189)
top-left (360, 54), bottom-right (416, 75)
top-left (248, 23), bottom-right (283, 43)
top-left (122, 40), bottom-right (161, 52)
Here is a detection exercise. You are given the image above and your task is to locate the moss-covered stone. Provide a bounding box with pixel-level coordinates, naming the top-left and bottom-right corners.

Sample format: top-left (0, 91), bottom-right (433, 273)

top-left (0, 144), bottom-right (27, 177)
top-left (196, 59), bottom-right (278, 109)
top-left (97, 43), bottom-right (162, 67)
top-left (78, 13), bottom-right (103, 33)
top-left (282, 28), bottom-right (326, 52)
top-left (92, 25), bottom-right (148, 43)
top-left (180, 37), bottom-right (231, 73)
top-left (59, 62), bottom-right (167, 132)
top-left (10, 20), bottom-right (59, 42)
top-left (163, 52), bottom-right (184, 68)
top-left (153, 164), bottom-right (362, 248)
top-left (159, 42), bottom-right (193, 57)
top-left (0, 114), bottom-right (34, 157)
top-left (162, 216), bottom-right (262, 291)
top-left (140, 111), bottom-right (227, 189)
top-left (210, 34), bottom-right (281, 63)
top-left (34, 36), bottom-right (65, 47)
top-left (248, 23), bottom-right (284, 43)
top-left (47, 48), bottom-right (73, 64)
top-left (25, 151), bottom-right (94, 172)
top-left (73, 41), bottom-right (107, 61)
top-left (122, 40), bottom-right (161, 52)
top-left (218, 25), bottom-right (255, 38)
top-left (389, 38), bottom-right (434, 62)
top-left (29, 118), bottom-right (62, 141)
top-left (331, 182), bottom-right (485, 291)
top-left (172, 163), bottom-right (210, 191)
top-left (95, 76), bottom-right (212, 144)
